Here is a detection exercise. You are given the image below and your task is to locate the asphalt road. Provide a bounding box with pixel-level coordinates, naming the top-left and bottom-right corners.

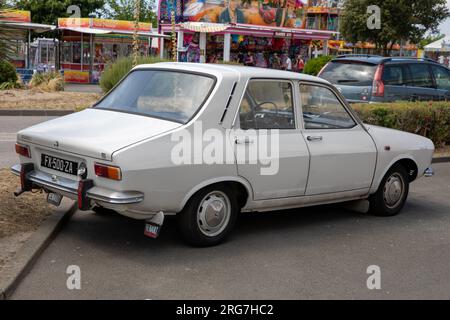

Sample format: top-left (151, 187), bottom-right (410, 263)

top-left (0, 116), bottom-right (56, 169)
top-left (10, 162), bottom-right (450, 300)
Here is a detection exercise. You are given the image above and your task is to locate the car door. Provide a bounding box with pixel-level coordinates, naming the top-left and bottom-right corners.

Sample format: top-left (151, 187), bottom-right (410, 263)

top-left (382, 63), bottom-right (411, 102)
top-left (404, 63), bottom-right (438, 101)
top-left (299, 82), bottom-right (377, 196)
top-left (232, 79), bottom-right (310, 200)
top-left (430, 64), bottom-right (450, 100)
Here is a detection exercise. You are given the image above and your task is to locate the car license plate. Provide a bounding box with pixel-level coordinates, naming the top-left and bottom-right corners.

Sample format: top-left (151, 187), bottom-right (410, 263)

top-left (47, 192), bottom-right (62, 206)
top-left (41, 154), bottom-right (78, 176)
top-left (144, 222), bottom-right (161, 239)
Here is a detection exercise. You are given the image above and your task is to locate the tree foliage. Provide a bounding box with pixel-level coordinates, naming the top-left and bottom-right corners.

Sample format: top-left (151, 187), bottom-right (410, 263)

top-left (13, 0), bottom-right (105, 25)
top-left (103, 0), bottom-right (156, 25)
top-left (340, 0), bottom-right (450, 55)
top-left (0, 0), bottom-right (16, 60)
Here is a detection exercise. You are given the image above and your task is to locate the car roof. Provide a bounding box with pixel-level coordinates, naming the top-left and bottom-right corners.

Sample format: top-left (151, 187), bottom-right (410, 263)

top-left (332, 55), bottom-right (442, 66)
top-left (134, 62), bottom-right (330, 84)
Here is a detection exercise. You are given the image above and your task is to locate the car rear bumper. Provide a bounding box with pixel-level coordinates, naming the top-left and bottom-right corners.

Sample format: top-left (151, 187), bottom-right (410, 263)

top-left (11, 163), bottom-right (144, 205)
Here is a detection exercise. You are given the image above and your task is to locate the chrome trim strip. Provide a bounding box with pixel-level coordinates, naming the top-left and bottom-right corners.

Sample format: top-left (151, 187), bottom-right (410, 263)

top-left (10, 164), bottom-right (144, 205)
top-left (11, 164), bottom-right (21, 176)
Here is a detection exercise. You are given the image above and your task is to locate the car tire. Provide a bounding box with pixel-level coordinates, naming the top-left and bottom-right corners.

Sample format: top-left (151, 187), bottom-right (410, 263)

top-left (368, 164), bottom-right (410, 217)
top-left (177, 184), bottom-right (239, 247)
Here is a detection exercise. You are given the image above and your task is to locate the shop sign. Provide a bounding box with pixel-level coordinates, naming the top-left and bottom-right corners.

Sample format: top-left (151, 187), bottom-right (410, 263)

top-left (274, 32), bottom-right (290, 37)
top-left (161, 0), bottom-right (307, 29)
top-left (58, 18), bottom-right (153, 33)
top-left (0, 10), bottom-right (31, 23)
top-left (64, 70), bottom-right (90, 84)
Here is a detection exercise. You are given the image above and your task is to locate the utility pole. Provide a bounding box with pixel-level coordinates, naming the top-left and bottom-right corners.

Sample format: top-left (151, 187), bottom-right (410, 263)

top-left (133, 0), bottom-right (141, 67)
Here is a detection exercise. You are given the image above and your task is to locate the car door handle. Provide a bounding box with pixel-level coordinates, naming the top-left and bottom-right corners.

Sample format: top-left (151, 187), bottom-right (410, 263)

top-left (307, 136), bottom-right (323, 142)
top-left (235, 137), bottom-right (254, 145)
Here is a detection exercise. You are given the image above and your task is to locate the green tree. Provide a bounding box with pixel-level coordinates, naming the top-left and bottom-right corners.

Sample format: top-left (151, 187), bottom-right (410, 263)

top-left (340, 0), bottom-right (450, 56)
top-left (103, 0), bottom-right (156, 26)
top-left (13, 0), bottom-right (105, 25)
top-left (0, 0), bottom-right (15, 60)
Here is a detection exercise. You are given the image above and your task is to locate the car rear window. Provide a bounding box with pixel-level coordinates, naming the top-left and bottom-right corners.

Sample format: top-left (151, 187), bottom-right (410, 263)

top-left (95, 70), bottom-right (216, 123)
top-left (319, 61), bottom-right (377, 87)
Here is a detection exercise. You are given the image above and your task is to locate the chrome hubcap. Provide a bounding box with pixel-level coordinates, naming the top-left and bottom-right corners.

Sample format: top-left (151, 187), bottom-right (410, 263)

top-left (383, 173), bottom-right (405, 209)
top-left (197, 191), bottom-right (231, 237)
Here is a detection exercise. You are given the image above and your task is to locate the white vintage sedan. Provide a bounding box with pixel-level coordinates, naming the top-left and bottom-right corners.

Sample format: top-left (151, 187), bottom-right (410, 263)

top-left (12, 63), bottom-right (434, 246)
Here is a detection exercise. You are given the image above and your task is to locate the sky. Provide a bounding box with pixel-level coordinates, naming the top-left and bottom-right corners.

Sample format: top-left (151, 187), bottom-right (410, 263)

top-left (440, 0), bottom-right (450, 35)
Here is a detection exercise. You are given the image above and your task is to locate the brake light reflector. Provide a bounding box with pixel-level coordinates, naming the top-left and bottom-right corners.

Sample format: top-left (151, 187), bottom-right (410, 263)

top-left (15, 143), bottom-right (31, 158)
top-left (94, 163), bottom-right (122, 181)
top-left (372, 65), bottom-right (385, 97)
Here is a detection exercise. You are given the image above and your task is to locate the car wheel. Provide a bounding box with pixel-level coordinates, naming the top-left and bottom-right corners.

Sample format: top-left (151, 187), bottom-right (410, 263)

top-left (177, 185), bottom-right (238, 247)
top-left (369, 164), bottom-right (409, 217)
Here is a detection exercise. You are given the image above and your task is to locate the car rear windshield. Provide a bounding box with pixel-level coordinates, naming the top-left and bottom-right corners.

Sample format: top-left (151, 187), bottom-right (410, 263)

top-left (95, 70), bottom-right (216, 123)
top-left (320, 61), bottom-right (377, 87)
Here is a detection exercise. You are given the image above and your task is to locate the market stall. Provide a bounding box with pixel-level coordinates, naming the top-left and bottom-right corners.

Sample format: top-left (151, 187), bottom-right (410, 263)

top-left (424, 35), bottom-right (450, 65)
top-left (0, 9), bottom-right (55, 78)
top-left (58, 17), bottom-right (167, 83)
top-left (158, 0), bottom-right (338, 68)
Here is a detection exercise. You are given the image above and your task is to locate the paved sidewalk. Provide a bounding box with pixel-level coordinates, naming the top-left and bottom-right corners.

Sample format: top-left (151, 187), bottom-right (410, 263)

top-left (64, 84), bottom-right (103, 94)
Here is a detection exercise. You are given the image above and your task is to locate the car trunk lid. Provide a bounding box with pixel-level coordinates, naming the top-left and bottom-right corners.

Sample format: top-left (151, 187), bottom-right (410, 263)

top-left (17, 109), bottom-right (182, 161)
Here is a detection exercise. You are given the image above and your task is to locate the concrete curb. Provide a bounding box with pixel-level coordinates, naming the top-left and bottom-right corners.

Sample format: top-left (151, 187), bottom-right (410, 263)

top-left (0, 110), bottom-right (74, 116)
top-left (0, 198), bottom-right (76, 300)
top-left (433, 157), bottom-right (450, 164)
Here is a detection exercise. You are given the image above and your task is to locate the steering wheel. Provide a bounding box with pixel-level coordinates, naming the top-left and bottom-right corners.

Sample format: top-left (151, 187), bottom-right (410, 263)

top-left (244, 101), bottom-right (280, 129)
top-left (255, 101), bottom-right (279, 114)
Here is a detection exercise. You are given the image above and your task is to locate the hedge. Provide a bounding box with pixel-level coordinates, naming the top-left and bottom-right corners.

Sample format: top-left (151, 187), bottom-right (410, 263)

top-left (352, 101), bottom-right (450, 147)
top-left (99, 56), bottom-right (170, 93)
top-left (303, 55), bottom-right (332, 76)
top-left (0, 59), bottom-right (17, 84)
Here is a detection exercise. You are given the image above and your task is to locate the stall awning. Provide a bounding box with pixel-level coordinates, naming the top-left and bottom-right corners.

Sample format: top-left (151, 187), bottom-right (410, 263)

top-left (180, 22), bottom-right (230, 33)
top-left (0, 20), bottom-right (55, 33)
top-left (161, 23), bottom-right (337, 40)
top-left (424, 35), bottom-right (450, 52)
top-left (59, 26), bottom-right (169, 38)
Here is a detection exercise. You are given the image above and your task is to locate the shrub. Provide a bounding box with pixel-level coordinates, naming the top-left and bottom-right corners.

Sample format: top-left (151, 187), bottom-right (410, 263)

top-left (303, 55), bottom-right (332, 76)
top-left (352, 101), bottom-right (450, 147)
top-left (0, 59), bottom-right (17, 84)
top-left (99, 56), bottom-right (170, 93)
top-left (29, 71), bottom-right (64, 92)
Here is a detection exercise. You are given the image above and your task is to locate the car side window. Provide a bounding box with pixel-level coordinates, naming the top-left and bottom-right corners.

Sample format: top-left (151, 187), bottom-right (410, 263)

top-left (239, 80), bottom-right (295, 130)
top-left (299, 84), bottom-right (356, 130)
top-left (382, 65), bottom-right (405, 86)
top-left (406, 64), bottom-right (434, 88)
top-left (431, 65), bottom-right (450, 90)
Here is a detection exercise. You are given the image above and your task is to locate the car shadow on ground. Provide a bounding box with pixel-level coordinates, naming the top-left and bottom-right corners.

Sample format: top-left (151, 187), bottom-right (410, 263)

top-left (63, 194), bottom-right (446, 259)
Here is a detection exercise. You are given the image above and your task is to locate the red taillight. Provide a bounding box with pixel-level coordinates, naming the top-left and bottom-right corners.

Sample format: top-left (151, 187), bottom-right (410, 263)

top-left (372, 65), bottom-right (385, 97)
top-left (94, 163), bottom-right (122, 181)
top-left (15, 143), bottom-right (31, 158)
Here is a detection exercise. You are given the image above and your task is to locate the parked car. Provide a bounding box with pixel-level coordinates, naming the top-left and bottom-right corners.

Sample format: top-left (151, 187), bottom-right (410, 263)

top-left (12, 63), bottom-right (434, 246)
top-left (318, 55), bottom-right (450, 103)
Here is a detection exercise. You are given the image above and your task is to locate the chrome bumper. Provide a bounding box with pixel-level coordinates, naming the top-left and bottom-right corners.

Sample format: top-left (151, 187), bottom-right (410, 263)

top-left (11, 164), bottom-right (144, 205)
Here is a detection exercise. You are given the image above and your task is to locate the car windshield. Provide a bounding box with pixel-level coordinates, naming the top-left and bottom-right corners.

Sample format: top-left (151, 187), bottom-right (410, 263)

top-left (320, 61), bottom-right (377, 87)
top-left (95, 70), bottom-right (215, 123)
